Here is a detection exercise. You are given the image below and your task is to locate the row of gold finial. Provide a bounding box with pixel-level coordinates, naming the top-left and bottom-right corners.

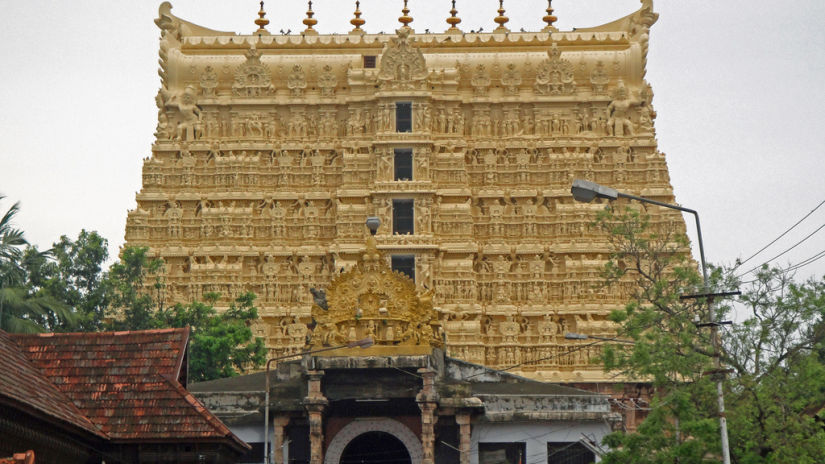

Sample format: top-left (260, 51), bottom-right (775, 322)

top-left (398, 0), bottom-right (413, 28)
top-left (303, 1), bottom-right (318, 35)
top-left (253, 1), bottom-right (558, 35)
top-left (254, 1), bottom-right (270, 35)
top-left (493, 0), bottom-right (509, 33)
top-left (543, 0), bottom-right (558, 32)
top-left (350, 1), bottom-right (366, 35)
top-left (446, 0), bottom-right (461, 34)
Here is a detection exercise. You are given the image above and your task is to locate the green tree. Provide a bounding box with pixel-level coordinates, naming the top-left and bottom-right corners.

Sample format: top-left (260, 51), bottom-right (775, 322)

top-left (0, 194), bottom-right (26, 287)
top-left (21, 230), bottom-right (110, 331)
top-left (0, 194), bottom-right (75, 333)
top-left (156, 292), bottom-right (266, 382)
top-left (106, 246), bottom-right (265, 380)
top-left (595, 206), bottom-right (825, 463)
top-left (105, 246), bottom-right (164, 331)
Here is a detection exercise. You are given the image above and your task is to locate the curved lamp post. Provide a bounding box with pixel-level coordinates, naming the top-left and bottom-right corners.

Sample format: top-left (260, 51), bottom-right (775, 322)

top-left (571, 179), bottom-right (731, 464)
top-left (263, 337), bottom-right (374, 464)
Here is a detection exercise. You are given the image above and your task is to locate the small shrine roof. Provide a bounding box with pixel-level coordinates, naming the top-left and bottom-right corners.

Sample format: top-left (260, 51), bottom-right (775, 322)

top-left (9, 328), bottom-right (248, 449)
top-left (0, 330), bottom-right (103, 438)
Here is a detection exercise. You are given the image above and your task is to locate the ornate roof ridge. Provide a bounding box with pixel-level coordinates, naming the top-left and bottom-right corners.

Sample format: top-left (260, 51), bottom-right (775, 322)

top-left (159, 0), bottom-right (653, 43)
top-left (180, 30), bottom-right (631, 50)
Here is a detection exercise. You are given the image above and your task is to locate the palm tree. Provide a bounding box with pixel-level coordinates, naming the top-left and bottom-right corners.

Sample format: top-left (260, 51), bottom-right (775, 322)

top-left (0, 194), bottom-right (75, 332)
top-left (0, 194), bottom-right (26, 287)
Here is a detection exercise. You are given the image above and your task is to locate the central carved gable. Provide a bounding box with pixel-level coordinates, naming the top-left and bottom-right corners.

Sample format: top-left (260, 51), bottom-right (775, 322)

top-left (378, 28), bottom-right (428, 90)
top-left (309, 234), bottom-right (441, 352)
top-left (534, 43), bottom-right (576, 96)
top-left (233, 47), bottom-right (274, 97)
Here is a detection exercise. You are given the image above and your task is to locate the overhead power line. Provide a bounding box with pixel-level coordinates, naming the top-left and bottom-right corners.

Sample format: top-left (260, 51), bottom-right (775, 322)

top-left (738, 246), bottom-right (825, 285)
top-left (738, 222), bottom-right (825, 277)
top-left (734, 198), bottom-right (825, 271)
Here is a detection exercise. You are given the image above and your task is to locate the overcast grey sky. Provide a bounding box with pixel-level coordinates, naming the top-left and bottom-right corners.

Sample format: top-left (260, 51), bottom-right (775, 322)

top-left (1, 0), bottom-right (824, 283)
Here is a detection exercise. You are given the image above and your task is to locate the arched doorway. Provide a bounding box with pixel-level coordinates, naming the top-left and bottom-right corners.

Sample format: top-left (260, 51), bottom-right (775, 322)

top-left (324, 418), bottom-right (423, 464)
top-left (340, 431), bottom-right (412, 464)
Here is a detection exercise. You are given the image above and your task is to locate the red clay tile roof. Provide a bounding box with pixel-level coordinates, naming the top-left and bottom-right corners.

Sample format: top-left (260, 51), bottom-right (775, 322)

top-left (0, 330), bottom-right (104, 438)
top-left (11, 328), bottom-right (247, 449)
top-left (0, 450), bottom-right (35, 464)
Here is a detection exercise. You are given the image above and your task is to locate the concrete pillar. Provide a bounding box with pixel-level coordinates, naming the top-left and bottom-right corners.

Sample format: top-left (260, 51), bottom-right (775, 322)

top-left (456, 412), bottom-right (472, 464)
top-left (304, 370), bottom-right (327, 464)
top-left (272, 415), bottom-right (290, 464)
top-left (416, 368), bottom-right (439, 464)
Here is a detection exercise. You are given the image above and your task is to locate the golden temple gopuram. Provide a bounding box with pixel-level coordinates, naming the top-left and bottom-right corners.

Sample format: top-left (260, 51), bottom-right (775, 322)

top-left (125, 0), bottom-right (681, 382)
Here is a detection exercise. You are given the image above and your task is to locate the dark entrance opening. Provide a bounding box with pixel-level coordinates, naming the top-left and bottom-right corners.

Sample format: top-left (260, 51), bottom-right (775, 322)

top-left (340, 431), bottom-right (412, 464)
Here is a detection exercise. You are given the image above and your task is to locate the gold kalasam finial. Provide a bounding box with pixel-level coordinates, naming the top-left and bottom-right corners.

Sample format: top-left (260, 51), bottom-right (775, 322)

top-left (494, 0), bottom-right (510, 33)
top-left (399, 0), bottom-right (413, 29)
top-left (542, 0), bottom-right (558, 32)
top-left (350, 1), bottom-right (366, 34)
top-left (303, 0), bottom-right (319, 35)
top-left (254, 1), bottom-right (270, 34)
top-left (446, 0), bottom-right (462, 33)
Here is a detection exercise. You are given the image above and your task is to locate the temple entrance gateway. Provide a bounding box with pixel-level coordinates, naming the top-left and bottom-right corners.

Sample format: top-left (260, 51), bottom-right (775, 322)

top-left (340, 432), bottom-right (412, 464)
top-left (325, 418), bottom-right (423, 464)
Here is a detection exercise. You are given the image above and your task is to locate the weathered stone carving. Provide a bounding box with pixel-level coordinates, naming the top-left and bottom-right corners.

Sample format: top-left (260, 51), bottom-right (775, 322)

top-left (170, 85), bottom-right (202, 141)
top-left (309, 233), bottom-right (442, 350)
top-left (378, 28), bottom-right (427, 90)
top-left (232, 47), bottom-right (274, 97)
top-left (607, 80), bottom-right (638, 137)
top-left (590, 61), bottom-right (609, 95)
top-left (501, 63), bottom-right (522, 95)
top-left (471, 65), bottom-right (491, 97)
top-left (199, 66), bottom-right (219, 96)
top-left (127, 1), bottom-right (684, 382)
top-left (534, 44), bottom-right (576, 95)
top-left (317, 65), bottom-right (337, 97)
top-left (287, 65), bottom-right (307, 97)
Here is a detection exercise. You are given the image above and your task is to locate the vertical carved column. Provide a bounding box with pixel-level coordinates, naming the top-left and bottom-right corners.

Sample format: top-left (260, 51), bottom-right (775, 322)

top-left (272, 415), bottom-right (291, 464)
top-left (456, 412), bottom-right (472, 464)
top-left (303, 370), bottom-right (328, 464)
top-left (416, 368), bottom-right (439, 464)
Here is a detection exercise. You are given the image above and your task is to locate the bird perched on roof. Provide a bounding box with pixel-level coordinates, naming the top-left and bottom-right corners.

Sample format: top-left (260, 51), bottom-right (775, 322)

top-left (310, 287), bottom-right (328, 310)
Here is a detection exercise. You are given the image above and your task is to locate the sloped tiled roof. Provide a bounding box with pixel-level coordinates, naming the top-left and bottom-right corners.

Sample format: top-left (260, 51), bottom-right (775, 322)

top-left (0, 330), bottom-right (104, 438)
top-left (10, 328), bottom-right (247, 449)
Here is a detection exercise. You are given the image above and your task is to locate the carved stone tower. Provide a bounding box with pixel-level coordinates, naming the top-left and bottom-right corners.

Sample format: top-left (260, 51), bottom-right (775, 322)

top-left (126, 1), bottom-right (679, 382)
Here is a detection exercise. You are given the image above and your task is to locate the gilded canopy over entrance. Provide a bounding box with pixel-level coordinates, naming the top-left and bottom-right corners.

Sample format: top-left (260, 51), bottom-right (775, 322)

top-left (309, 233), bottom-right (442, 354)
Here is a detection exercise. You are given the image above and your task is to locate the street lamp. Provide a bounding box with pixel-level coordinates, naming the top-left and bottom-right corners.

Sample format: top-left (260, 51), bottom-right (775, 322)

top-left (571, 179), bottom-right (731, 464)
top-left (263, 337), bottom-right (374, 464)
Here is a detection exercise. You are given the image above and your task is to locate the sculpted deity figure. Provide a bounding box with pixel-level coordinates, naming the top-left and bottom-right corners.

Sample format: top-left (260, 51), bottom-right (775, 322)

top-left (376, 149), bottom-right (393, 181)
top-left (318, 64), bottom-right (337, 97)
top-left (534, 44), bottom-right (576, 95)
top-left (607, 80), bottom-right (638, 137)
top-left (378, 28), bottom-right (428, 90)
top-left (471, 65), bottom-right (491, 96)
top-left (199, 66), bottom-right (219, 96)
top-left (415, 199), bottom-right (432, 234)
top-left (589, 61), bottom-right (609, 94)
top-left (414, 149), bottom-right (430, 179)
top-left (639, 103), bottom-right (655, 133)
top-left (172, 85), bottom-right (202, 141)
top-left (501, 63), bottom-right (522, 95)
top-left (288, 64), bottom-right (308, 97)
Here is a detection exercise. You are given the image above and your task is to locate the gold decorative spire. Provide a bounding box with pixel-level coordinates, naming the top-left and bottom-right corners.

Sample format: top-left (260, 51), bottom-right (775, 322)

top-left (303, 0), bottom-right (318, 35)
top-left (493, 0), bottom-right (509, 33)
top-left (398, 0), bottom-right (413, 29)
top-left (254, 1), bottom-right (271, 35)
top-left (542, 0), bottom-right (558, 32)
top-left (445, 0), bottom-right (462, 34)
top-left (350, 1), bottom-right (366, 35)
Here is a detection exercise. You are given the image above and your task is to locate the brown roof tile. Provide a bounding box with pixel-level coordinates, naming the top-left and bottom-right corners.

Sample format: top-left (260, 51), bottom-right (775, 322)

top-left (0, 331), bottom-right (104, 437)
top-left (10, 328), bottom-right (247, 449)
